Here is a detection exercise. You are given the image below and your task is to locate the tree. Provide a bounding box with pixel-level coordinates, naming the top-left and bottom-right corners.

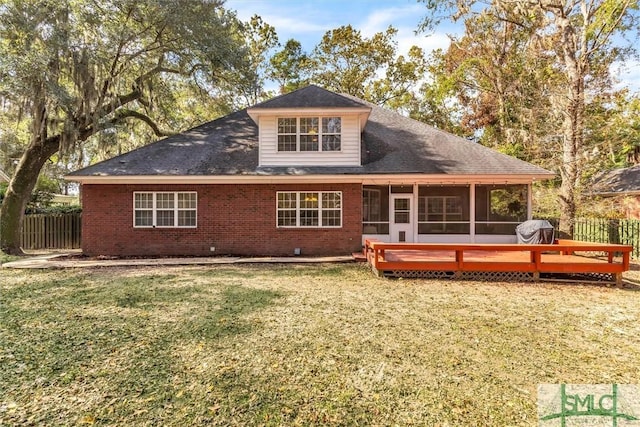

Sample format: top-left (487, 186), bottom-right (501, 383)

top-left (269, 39), bottom-right (311, 94)
top-left (215, 14), bottom-right (279, 108)
top-left (419, 0), bottom-right (639, 236)
top-left (409, 48), bottom-right (469, 135)
top-left (583, 90), bottom-right (640, 173)
top-left (0, 0), bottom-right (249, 254)
top-left (416, 12), bottom-right (561, 162)
top-left (309, 25), bottom-right (427, 107)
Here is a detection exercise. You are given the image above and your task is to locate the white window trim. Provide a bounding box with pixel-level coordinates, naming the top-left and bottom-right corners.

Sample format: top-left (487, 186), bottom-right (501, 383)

top-left (276, 117), bottom-right (342, 153)
top-left (133, 192), bottom-right (197, 228)
top-left (276, 191), bottom-right (343, 228)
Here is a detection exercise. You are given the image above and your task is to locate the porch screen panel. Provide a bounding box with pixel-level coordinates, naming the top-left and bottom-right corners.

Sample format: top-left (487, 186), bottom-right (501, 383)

top-left (475, 184), bottom-right (527, 234)
top-left (363, 186), bottom-right (389, 234)
top-left (418, 186), bottom-right (470, 234)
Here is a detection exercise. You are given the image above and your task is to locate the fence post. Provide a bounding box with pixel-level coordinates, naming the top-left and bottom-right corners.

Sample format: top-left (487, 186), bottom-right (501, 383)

top-left (608, 219), bottom-right (620, 244)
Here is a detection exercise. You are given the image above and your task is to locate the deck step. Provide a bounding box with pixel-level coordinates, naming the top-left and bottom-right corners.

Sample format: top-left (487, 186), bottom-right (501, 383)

top-left (352, 252), bottom-right (367, 262)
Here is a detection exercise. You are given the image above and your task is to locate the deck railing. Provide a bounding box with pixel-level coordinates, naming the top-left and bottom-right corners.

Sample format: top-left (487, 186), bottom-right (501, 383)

top-left (364, 239), bottom-right (632, 285)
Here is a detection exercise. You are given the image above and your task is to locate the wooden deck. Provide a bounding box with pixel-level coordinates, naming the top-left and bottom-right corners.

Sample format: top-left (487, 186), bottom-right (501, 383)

top-left (364, 239), bottom-right (632, 285)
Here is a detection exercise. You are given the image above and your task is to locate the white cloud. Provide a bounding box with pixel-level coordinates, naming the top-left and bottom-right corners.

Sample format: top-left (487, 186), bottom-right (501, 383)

top-left (397, 29), bottom-right (452, 56)
top-left (359, 4), bottom-right (425, 36)
top-left (226, 0), bottom-right (343, 40)
top-left (357, 3), bottom-right (458, 57)
top-left (225, 0), bottom-right (458, 60)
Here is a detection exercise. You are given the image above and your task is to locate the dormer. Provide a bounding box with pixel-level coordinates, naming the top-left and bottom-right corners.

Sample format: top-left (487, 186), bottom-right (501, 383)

top-left (247, 85), bottom-right (371, 167)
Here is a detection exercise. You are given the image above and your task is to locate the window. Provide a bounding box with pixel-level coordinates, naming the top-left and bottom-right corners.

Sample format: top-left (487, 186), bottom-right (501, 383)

top-left (277, 118), bottom-right (297, 151)
top-left (300, 118), bottom-right (319, 151)
top-left (134, 192), bottom-right (197, 228)
top-left (417, 186), bottom-right (470, 234)
top-left (394, 198), bottom-right (410, 224)
top-left (277, 117), bottom-right (341, 152)
top-left (322, 117), bottom-right (341, 151)
top-left (277, 192), bottom-right (341, 228)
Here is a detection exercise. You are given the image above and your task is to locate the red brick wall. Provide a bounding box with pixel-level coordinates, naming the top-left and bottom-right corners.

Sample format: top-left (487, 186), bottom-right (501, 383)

top-left (81, 183), bottom-right (362, 257)
top-left (622, 196), bottom-right (640, 219)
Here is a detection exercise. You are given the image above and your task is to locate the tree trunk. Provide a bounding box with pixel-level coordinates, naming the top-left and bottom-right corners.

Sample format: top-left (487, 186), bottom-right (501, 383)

top-left (558, 82), bottom-right (582, 237)
top-left (0, 136), bottom-right (60, 255)
top-left (556, 11), bottom-right (585, 239)
top-left (559, 120), bottom-right (578, 238)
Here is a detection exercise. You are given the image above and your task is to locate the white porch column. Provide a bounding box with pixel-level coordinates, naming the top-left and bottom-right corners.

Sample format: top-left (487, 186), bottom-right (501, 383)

top-left (413, 183), bottom-right (418, 242)
top-left (527, 183), bottom-right (533, 219)
top-left (470, 183), bottom-right (476, 243)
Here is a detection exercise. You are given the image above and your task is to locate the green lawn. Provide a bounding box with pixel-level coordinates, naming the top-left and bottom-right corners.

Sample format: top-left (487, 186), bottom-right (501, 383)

top-left (0, 251), bottom-right (20, 265)
top-left (1, 264), bottom-right (639, 425)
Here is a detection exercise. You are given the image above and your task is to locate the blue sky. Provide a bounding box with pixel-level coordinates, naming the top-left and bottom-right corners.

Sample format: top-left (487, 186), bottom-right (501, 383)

top-left (226, 0), bottom-right (455, 60)
top-left (226, 0), bottom-right (639, 93)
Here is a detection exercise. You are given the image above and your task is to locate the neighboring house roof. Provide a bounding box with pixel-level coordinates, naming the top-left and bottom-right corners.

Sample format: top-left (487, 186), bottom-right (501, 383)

top-left (68, 85), bottom-right (553, 179)
top-left (590, 164), bottom-right (640, 196)
top-left (0, 169), bottom-right (10, 183)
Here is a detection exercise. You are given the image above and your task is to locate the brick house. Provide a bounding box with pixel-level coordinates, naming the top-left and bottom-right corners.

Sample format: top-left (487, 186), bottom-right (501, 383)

top-left (67, 85), bottom-right (553, 257)
top-left (590, 164), bottom-right (640, 219)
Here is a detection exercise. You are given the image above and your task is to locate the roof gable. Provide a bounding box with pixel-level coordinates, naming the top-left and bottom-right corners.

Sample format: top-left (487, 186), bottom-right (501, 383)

top-left (250, 85), bottom-right (368, 109)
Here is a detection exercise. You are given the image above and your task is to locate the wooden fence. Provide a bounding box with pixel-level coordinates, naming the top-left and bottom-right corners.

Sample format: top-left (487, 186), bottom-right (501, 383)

top-left (21, 213), bottom-right (81, 250)
top-left (13, 213), bottom-right (640, 258)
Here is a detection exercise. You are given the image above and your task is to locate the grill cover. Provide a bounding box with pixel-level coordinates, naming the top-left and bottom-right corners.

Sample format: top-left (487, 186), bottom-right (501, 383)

top-left (515, 220), bottom-right (555, 244)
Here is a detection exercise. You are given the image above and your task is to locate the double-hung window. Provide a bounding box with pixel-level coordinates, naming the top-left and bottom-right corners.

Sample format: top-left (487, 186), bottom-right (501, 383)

top-left (277, 191), bottom-right (342, 228)
top-left (277, 117), bottom-right (341, 152)
top-left (134, 192), bottom-right (197, 228)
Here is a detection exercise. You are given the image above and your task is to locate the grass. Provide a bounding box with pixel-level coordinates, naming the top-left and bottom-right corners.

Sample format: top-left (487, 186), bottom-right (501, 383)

top-left (1, 263), bottom-right (639, 425)
top-left (0, 250), bottom-right (20, 265)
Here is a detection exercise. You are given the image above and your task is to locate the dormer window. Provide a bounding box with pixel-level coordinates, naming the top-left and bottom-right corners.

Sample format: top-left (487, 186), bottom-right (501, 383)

top-left (277, 117), bottom-right (341, 152)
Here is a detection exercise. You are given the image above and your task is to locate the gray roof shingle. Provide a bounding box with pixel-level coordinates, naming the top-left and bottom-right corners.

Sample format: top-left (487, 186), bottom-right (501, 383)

top-left (68, 86), bottom-right (553, 178)
top-left (590, 164), bottom-right (640, 195)
top-left (249, 84), bottom-right (369, 109)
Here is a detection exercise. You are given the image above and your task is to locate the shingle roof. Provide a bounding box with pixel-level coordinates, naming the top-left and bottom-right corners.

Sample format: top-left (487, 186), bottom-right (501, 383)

top-left (590, 164), bottom-right (640, 195)
top-left (68, 86), bottom-right (553, 178)
top-left (250, 84), bottom-right (368, 109)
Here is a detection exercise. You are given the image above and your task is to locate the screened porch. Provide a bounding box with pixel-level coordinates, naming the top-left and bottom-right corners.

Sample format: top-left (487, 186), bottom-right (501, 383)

top-left (362, 184), bottom-right (531, 244)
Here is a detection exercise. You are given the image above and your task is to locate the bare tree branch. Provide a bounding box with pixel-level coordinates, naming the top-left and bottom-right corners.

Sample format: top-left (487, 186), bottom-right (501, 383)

top-left (111, 109), bottom-right (174, 137)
